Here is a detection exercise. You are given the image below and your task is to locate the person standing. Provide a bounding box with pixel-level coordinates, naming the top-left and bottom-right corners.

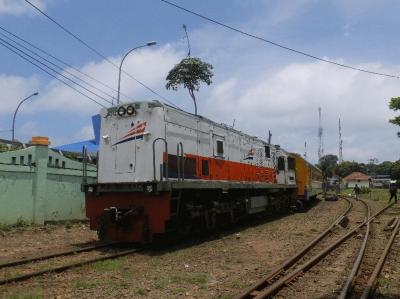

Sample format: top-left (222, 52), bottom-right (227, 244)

top-left (353, 184), bottom-right (361, 201)
top-left (389, 181), bottom-right (398, 203)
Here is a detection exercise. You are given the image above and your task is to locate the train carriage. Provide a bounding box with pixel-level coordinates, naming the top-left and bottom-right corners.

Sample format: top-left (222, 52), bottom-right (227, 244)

top-left (291, 153), bottom-right (323, 204)
top-left (84, 101), bottom-right (300, 243)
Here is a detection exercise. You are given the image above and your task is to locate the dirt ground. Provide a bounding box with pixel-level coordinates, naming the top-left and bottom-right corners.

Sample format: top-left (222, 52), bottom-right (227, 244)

top-left (0, 197), bottom-right (398, 299)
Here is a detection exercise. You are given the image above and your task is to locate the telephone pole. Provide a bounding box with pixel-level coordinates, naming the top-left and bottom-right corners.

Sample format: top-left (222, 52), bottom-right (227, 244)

top-left (318, 107), bottom-right (324, 161)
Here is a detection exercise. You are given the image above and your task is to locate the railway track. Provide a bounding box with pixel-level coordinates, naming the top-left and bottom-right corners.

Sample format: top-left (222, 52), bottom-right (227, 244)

top-left (340, 201), bottom-right (400, 298)
top-left (236, 197), bottom-right (396, 299)
top-left (0, 243), bottom-right (142, 285)
top-left (236, 196), bottom-right (353, 299)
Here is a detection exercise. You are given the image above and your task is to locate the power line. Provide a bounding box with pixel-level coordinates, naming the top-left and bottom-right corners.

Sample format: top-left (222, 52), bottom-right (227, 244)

top-left (0, 25), bottom-right (133, 103)
top-left (160, 0), bottom-right (400, 79)
top-left (0, 36), bottom-right (112, 105)
top-left (0, 30), bottom-right (116, 102)
top-left (24, 0), bottom-right (180, 108)
top-left (0, 39), bottom-right (106, 108)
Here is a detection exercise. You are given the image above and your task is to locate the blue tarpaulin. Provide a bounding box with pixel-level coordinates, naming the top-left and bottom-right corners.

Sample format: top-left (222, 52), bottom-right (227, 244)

top-left (52, 114), bottom-right (100, 154)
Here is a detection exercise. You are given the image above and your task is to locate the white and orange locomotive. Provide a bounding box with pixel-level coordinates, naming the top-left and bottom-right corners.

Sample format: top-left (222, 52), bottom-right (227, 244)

top-left (84, 101), bottom-right (321, 243)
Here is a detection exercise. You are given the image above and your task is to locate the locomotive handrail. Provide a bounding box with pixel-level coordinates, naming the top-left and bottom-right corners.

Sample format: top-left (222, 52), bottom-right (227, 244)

top-left (152, 138), bottom-right (168, 182)
top-left (177, 142), bottom-right (184, 181)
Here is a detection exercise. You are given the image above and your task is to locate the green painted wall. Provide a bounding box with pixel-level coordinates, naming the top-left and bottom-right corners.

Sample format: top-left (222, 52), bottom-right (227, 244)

top-left (0, 145), bottom-right (96, 225)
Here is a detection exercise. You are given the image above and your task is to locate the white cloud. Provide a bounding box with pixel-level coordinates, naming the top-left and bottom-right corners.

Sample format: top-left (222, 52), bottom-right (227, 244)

top-left (0, 74), bottom-right (40, 114)
top-left (204, 60), bottom-right (400, 163)
top-left (0, 0), bottom-right (46, 15)
top-left (29, 44), bottom-right (184, 113)
top-left (73, 124), bottom-right (93, 141)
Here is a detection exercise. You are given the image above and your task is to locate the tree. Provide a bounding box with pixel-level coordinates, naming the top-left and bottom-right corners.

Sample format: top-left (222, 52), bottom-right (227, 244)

top-left (336, 161), bottom-right (362, 178)
top-left (166, 57), bottom-right (214, 115)
top-left (318, 154), bottom-right (338, 178)
top-left (389, 97), bottom-right (400, 137)
top-left (391, 161), bottom-right (400, 180)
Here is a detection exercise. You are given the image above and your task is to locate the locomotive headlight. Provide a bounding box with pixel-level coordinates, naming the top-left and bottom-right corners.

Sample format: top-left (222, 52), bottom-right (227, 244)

top-left (126, 105), bottom-right (135, 116)
top-left (117, 106), bottom-right (126, 116)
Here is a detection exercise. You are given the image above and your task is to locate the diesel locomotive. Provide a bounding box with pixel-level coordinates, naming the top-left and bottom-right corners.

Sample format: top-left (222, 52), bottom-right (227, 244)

top-left (83, 101), bottom-right (322, 243)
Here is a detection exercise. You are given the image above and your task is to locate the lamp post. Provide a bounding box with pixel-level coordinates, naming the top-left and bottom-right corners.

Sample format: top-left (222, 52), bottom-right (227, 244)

top-left (12, 92), bottom-right (39, 142)
top-left (116, 41), bottom-right (157, 105)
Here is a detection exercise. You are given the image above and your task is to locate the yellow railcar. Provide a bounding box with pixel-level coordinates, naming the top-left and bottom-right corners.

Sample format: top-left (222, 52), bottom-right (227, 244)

top-left (291, 153), bottom-right (323, 202)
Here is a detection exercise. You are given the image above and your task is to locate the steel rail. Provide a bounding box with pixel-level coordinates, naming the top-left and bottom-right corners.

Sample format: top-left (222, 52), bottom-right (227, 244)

top-left (0, 248), bottom-right (141, 285)
top-left (338, 199), bottom-right (371, 299)
top-left (236, 197), bottom-right (352, 299)
top-left (252, 200), bottom-right (395, 299)
top-left (0, 242), bottom-right (115, 269)
top-left (360, 217), bottom-right (400, 299)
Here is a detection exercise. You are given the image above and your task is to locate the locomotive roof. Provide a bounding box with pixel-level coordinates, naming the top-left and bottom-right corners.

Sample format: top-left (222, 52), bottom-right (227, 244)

top-left (162, 101), bottom-right (276, 148)
top-left (105, 100), bottom-right (287, 151)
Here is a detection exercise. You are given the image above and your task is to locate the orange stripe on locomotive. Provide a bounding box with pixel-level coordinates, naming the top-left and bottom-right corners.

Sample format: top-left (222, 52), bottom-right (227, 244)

top-left (165, 152), bottom-right (277, 183)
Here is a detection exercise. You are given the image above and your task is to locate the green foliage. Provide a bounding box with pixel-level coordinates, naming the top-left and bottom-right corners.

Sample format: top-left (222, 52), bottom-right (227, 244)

top-left (334, 159), bottom-right (400, 180)
top-left (15, 217), bottom-right (31, 228)
top-left (389, 97), bottom-right (400, 137)
top-left (318, 154), bottom-right (338, 178)
top-left (166, 57), bottom-right (214, 115)
top-left (360, 186), bottom-right (371, 194)
top-left (0, 222), bottom-right (11, 232)
top-left (336, 161), bottom-right (362, 178)
top-left (0, 143), bottom-right (9, 152)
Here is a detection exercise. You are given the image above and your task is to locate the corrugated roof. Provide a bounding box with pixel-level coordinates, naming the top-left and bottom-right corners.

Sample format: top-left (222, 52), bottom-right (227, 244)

top-left (343, 172), bottom-right (371, 181)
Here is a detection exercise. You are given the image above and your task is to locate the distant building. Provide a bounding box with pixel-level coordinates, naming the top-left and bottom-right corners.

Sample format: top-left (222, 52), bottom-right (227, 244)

top-left (343, 172), bottom-right (372, 188)
top-left (372, 175), bottom-right (391, 188)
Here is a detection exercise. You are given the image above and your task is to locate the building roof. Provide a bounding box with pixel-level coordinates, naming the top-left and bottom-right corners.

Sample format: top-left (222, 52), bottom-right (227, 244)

top-left (343, 172), bottom-right (371, 181)
top-left (52, 114), bottom-right (100, 154)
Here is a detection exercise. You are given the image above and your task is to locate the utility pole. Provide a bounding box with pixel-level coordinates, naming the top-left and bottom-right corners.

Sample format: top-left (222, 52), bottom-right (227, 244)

top-left (318, 107), bottom-right (324, 161)
top-left (339, 118), bottom-right (342, 161)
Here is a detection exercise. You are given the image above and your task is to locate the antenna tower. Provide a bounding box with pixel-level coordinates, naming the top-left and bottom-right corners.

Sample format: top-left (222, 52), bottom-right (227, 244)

top-left (339, 118), bottom-right (343, 163)
top-left (318, 107), bottom-right (324, 160)
top-left (304, 141), bottom-right (307, 159)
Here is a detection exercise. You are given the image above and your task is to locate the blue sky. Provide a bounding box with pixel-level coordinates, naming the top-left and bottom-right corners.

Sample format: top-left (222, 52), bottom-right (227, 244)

top-left (0, 0), bottom-right (399, 163)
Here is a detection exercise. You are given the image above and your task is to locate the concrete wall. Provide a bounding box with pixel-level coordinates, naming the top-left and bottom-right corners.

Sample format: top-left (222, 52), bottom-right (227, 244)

top-left (0, 145), bottom-right (96, 225)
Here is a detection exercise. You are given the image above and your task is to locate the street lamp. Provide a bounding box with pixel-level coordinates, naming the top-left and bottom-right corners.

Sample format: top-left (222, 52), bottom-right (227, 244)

top-left (12, 92), bottom-right (39, 142)
top-left (116, 41), bottom-right (157, 105)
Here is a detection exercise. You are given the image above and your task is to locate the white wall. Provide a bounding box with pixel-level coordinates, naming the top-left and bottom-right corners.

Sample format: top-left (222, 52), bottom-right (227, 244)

top-left (346, 180), bottom-right (370, 188)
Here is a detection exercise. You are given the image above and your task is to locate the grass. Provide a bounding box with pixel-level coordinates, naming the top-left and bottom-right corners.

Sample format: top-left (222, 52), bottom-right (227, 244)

top-left (134, 288), bottom-right (147, 296)
top-left (15, 217), bottom-right (31, 228)
top-left (0, 217), bottom-right (31, 232)
top-left (5, 292), bottom-right (43, 299)
top-left (74, 280), bottom-right (99, 289)
top-left (91, 259), bottom-right (122, 271)
top-left (153, 276), bottom-right (169, 289)
top-left (0, 222), bottom-right (11, 232)
top-left (341, 188), bottom-right (391, 202)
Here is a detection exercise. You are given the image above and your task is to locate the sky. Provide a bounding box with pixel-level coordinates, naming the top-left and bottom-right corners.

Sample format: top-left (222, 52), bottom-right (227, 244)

top-left (0, 0), bottom-right (399, 163)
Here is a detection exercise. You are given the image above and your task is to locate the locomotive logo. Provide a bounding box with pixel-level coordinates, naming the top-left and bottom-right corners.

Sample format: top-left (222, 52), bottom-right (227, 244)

top-left (113, 122), bottom-right (147, 146)
top-left (244, 147), bottom-right (254, 160)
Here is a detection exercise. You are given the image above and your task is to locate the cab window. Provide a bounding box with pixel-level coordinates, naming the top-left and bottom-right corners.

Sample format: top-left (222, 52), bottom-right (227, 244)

top-left (216, 140), bottom-right (224, 156)
top-left (278, 157), bottom-right (285, 171)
